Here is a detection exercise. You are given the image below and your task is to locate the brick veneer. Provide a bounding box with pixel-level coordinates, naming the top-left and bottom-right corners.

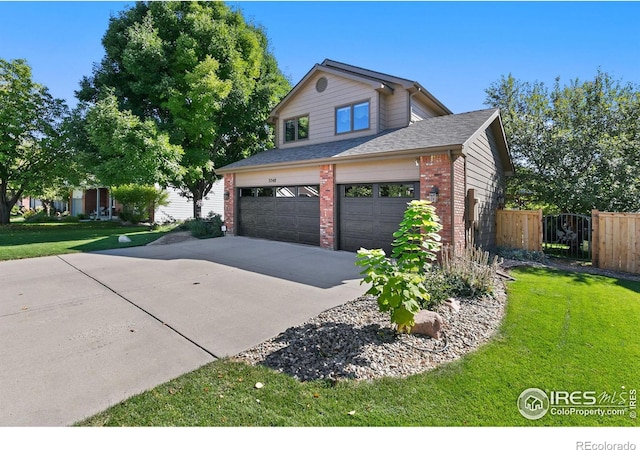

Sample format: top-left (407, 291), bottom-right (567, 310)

top-left (319, 164), bottom-right (336, 249)
top-left (419, 154), bottom-right (466, 250)
top-left (223, 173), bottom-right (236, 234)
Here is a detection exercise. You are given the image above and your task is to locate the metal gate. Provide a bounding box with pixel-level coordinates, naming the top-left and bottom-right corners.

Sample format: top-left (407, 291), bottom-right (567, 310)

top-left (542, 213), bottom-right (592, 260)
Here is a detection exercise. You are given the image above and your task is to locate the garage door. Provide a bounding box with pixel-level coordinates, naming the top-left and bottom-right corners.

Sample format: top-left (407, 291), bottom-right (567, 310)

top-left (339, 182), bottom-right (418, 254)
top-left (238, 185), bottom-right (320, 246)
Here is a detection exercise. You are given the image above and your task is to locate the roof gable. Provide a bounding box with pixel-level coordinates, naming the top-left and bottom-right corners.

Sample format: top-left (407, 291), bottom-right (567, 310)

top-left (270, 59), bottom-right (452, 121)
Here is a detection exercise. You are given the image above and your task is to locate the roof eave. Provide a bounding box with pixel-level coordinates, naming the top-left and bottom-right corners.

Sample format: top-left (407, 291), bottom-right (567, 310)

top-left (217, 144), bottom-right (464, 174)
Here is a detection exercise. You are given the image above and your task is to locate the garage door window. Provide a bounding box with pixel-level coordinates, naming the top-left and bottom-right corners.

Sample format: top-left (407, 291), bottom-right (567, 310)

top-left (240, 188), bottom-right (255, 197)
top-left (379, 184), bottom-right (415, 198)
top-left (276, 186), bottom-right (297, 198)
top-left (257, 187), bottom-right (274, 197)
top-left (298, 185), bottom-right (319, 197)
top-left (344, 184), bottom-right (373, 197)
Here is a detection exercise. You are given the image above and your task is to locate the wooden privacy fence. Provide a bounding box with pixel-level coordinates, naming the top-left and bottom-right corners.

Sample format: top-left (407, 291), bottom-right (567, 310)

top-left (592, 210), bottom-right (640, 274)
top-left (496, 208), bottom-right (640, 275)
top-left (496, 209), bottom-right (543, 251)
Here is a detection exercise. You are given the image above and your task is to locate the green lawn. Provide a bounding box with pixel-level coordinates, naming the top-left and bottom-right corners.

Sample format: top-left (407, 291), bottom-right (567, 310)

top-left (0, 221), bottom-right (177, 261)
top-left (78, 267), bottom-right (640, 426)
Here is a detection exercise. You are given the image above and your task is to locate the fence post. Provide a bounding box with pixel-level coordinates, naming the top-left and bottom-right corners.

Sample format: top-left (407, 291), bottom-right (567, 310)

top-left (591, 209), bottom-right (599, 268)
top-left (537, 209), bottom-right (543, 252)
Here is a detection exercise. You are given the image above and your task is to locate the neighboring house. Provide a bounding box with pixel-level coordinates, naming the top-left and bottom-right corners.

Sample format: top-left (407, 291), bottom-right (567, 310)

top-left (66, 184), bottom-right (225, 222)
top-left (217, 59), bottom-right (513, 253)
top-left (155, 184), bottom-right (225, 223)
top-left (70, 187), bottom-right (119, 219)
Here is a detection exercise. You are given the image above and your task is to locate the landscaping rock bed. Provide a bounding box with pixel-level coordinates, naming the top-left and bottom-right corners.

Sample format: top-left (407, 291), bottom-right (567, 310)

top-left (235, 277), bottom-right (508, 382)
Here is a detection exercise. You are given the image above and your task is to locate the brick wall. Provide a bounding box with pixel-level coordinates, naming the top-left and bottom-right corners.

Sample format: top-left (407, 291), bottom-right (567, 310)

top-left (419, 154), bottom-right (451, 245)
top-left (223, 173), bottom-right (236, 234)
top-left (319, 164), bottom-right (336, 249)
top-left (419, 153), bottom-right (466, 250)
top-left (452, 154), bottom-right (467, 252)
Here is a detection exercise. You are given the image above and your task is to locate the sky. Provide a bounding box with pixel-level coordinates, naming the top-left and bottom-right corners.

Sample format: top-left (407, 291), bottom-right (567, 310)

top-left (1, 1), bottom-right (639, 115)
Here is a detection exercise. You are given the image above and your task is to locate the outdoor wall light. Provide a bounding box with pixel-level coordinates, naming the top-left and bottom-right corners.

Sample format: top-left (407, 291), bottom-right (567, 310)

top-left (429, 186), bottom-right (439, 203)
top-left (224, 191), bottom-right (230, 200)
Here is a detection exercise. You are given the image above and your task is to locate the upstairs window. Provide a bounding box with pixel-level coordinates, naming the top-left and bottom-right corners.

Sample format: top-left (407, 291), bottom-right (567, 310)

top-left (336, 101), bottom-right (370, 134)
top-left (284, 115), bottom-right (309, 142)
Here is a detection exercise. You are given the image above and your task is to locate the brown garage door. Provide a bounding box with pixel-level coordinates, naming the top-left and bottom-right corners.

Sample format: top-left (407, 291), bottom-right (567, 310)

top-left (339, 182), bottom-right (418, 254)
top-left (238, 185), bottom-right (320, 246)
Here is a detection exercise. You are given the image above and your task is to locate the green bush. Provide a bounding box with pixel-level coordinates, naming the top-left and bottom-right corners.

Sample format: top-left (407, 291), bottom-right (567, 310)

top-left (184, 213), bottom-right (224, 239)
top-left (111, 184), bottom-right (169, 223)
top-left (495, 247), bottom-right (547, 263)
top-left (440, 245), bottom-right (502, 298)
top-left (24, 209), bottom-right (56, 223)
top-left (61, 215), bottom-right (80, 223)
top-left (356, 200), bottom-right (442, 333)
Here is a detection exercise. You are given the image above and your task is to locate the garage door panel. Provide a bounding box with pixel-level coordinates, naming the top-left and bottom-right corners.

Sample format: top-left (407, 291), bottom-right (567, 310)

top-left (339, 182), bottom-right (418, 253)
top-left (275, 201), bottom-right (296, 215)
top-left (341, 220), bottom-right (374, 235)
top-left (296, 201), bottom-right (320, 217)
top-left (238, 187), bottom-right (320, 246)
top-left (297, 216), bottom-right (320, 228)
top-left (297, 231), bottom-right (320, 246)
top-left (340, 200), bottom-right (373, 216)
top-left (276, 215), bottom-right (296, 228)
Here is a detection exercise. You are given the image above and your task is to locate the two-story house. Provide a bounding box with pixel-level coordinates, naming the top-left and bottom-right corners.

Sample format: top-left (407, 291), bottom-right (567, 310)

top-left (217, 59), bottom-right (513, 253)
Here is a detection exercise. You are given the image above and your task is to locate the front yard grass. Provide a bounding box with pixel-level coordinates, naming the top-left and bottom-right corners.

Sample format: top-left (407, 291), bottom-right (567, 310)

top-left (0, 221), bottom-right (178, 261)
top-left (78, 266), bottom-right (640, 426)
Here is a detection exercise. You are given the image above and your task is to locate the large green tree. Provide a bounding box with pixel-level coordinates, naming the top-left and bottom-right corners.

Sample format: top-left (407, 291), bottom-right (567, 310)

top-left (77, 1), bottom-right (291, 217)
top-left (485, 71), bottom-right (640, 214)
top-left (85, 92), bottom-right (183, 187)
top-left (0, 58), bottom-right (69, 224)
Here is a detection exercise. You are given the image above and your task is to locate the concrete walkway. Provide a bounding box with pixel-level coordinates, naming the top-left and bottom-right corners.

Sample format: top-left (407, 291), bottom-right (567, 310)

top-left (0, 236), bottom-right (364, 426)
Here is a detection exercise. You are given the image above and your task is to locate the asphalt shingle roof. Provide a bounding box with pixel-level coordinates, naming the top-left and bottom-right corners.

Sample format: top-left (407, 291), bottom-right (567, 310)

top-left (219, 108), bottom-right (499, 171)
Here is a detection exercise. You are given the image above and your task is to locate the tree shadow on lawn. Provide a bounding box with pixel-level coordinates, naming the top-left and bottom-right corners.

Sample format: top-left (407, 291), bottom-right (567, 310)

top-left (253, 321), bottom-right (398, 382)
top-left (0, 223), bottom-right (156, 247)
top-left (511, 265), bottom-right (640, 295)
top-left (69, 229), bottom-right (173, 252)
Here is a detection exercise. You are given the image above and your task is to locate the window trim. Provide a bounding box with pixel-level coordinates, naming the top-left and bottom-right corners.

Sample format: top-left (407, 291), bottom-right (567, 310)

top-left (335, 99), bottom-right (371, 135)
top-left (283, 114), bottom-right (310, 143)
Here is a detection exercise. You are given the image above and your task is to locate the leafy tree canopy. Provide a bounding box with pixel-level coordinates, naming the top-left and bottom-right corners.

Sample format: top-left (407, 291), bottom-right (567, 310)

top-left (0, 58), bottom-right (69, 224)
top-left (77, 1), bottom-right (291, 217)
top-left (85, 91), bottom-right (183, 187)
top-left (485, 70), bottom-right (640, 214)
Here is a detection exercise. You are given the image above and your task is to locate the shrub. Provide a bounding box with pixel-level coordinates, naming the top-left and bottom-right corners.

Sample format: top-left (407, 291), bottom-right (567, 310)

top-left (495, 247), bottom-right (547, 263)
top-left (184, 213), bottom-right (224, 239)
top-left (24, 209), bottom-right (56, 223)
top-left (440, 245), bottom-right (502, 298)
top-left (61, 215), bottom-right (80, 223)
top-left (111, 184), bottom-right (169, 223)
top-left (356, 200), bottom-right (442, 333)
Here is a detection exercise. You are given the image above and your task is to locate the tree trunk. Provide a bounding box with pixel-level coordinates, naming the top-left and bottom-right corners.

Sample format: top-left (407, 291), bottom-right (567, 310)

top-left (0, 200), bottom-right (10, 225)
top-left (0, 183), bottom-right (22, 225)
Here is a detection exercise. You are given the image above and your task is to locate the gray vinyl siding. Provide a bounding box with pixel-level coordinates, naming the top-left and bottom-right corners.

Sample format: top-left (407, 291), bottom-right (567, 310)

top-left (379, 92), bottom-right (387, 131)
top-left (385, 90), bottom-right (409, 128)
top-left (465, 127), bottom-right (504, 249)
top-left (277, 72), bottom-right (379, 147)
top-left (410, 97), bottom-right (437, 122)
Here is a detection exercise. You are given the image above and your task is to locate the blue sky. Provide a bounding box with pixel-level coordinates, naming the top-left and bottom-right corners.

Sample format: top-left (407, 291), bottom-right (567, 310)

top-left (1, 1), bottom-right (639, 113)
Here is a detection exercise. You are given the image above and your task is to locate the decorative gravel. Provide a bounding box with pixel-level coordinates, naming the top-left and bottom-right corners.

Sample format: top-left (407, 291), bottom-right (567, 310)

top-left (235, 277), bottom-right (508, 382)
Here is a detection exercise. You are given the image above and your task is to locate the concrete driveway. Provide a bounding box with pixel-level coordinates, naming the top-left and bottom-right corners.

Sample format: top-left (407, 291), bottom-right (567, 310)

top-left (0, 236), bottom-right (364, 426)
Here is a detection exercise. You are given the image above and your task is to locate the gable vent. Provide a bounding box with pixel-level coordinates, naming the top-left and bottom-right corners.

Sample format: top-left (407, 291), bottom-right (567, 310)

top-left (315, 76), bottom-right (328, 93)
